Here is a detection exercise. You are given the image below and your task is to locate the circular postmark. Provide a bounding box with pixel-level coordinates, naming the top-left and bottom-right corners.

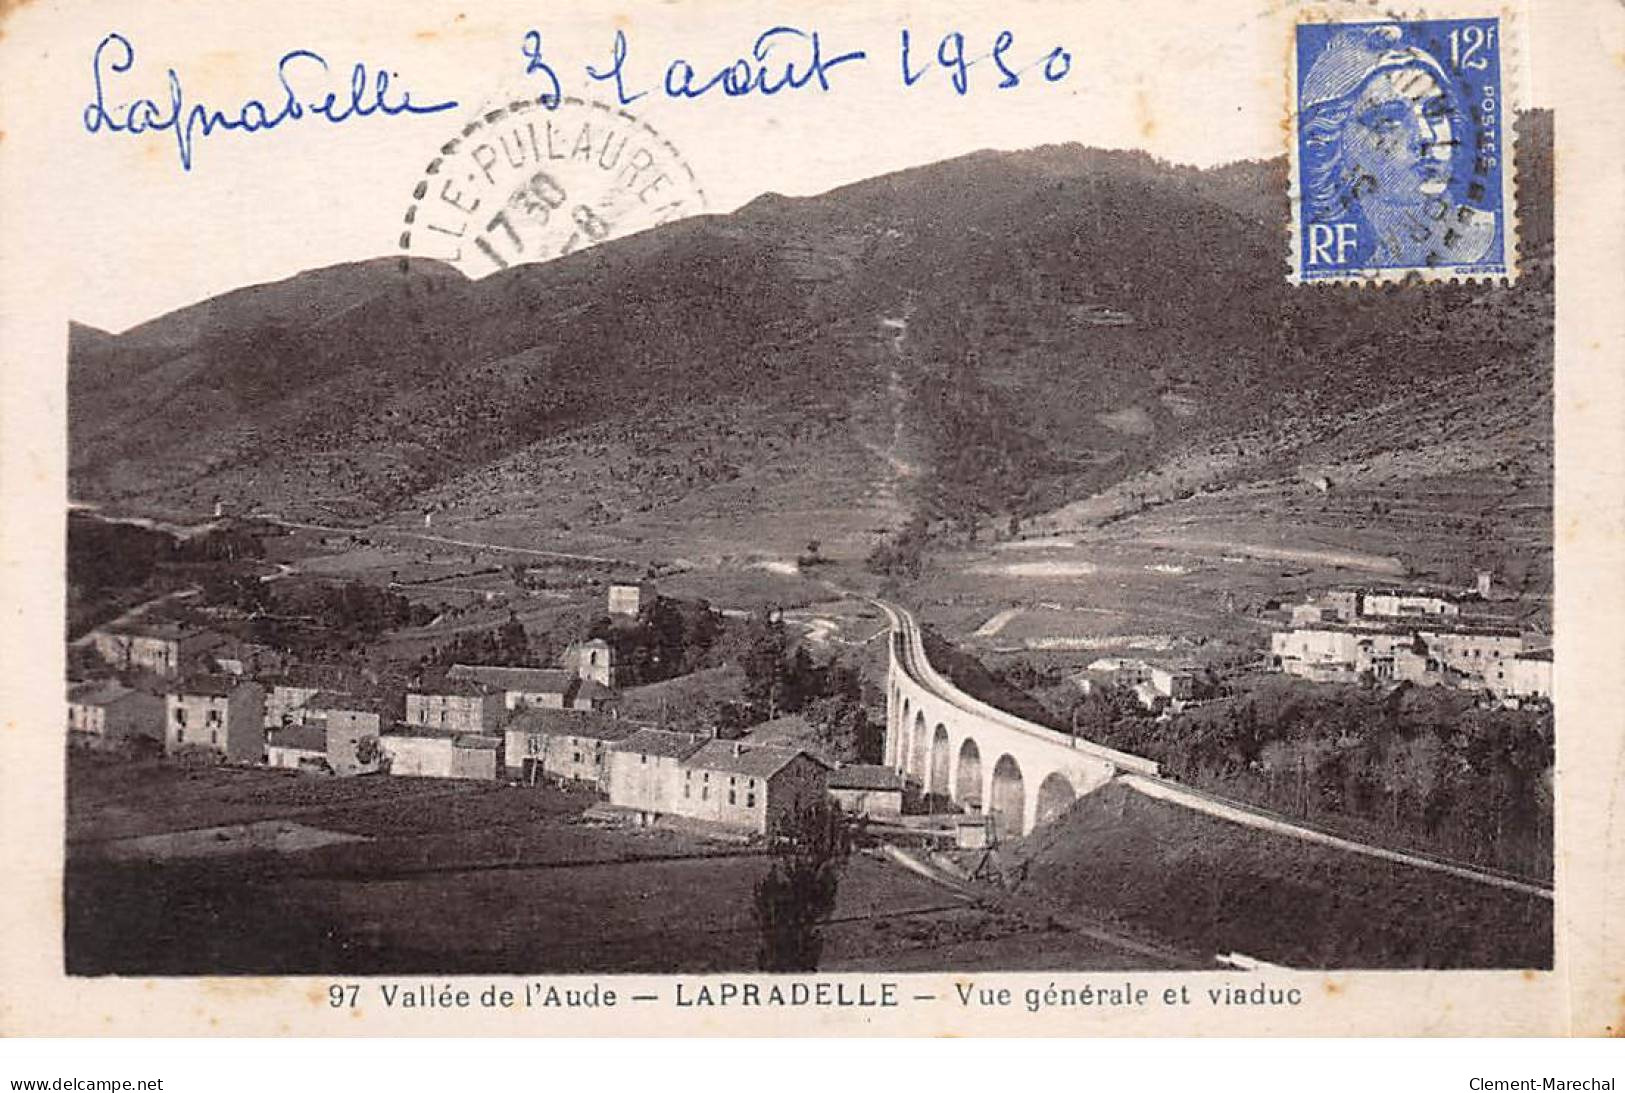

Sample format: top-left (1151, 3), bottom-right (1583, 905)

top-left (399, 96), bottom-right (707, 275)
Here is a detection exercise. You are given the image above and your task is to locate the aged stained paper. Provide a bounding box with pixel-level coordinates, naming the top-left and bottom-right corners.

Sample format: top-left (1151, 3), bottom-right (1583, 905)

top-left (0, 0), bottom-right (1621, 1036)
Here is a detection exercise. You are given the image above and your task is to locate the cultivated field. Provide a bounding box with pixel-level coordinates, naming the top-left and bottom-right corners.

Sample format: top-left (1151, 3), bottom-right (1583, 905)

top-left (65, 755), bottom-right (1184, 976)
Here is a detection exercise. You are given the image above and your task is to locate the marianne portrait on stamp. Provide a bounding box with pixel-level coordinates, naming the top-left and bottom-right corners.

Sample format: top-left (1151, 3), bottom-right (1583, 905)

top-left (1299, 23), bottom-right (1498, 269)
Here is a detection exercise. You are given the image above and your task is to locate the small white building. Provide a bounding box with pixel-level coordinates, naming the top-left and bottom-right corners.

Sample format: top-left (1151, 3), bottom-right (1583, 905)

top-left (380, 728), bottom-right (501, 780)
top-left (607, 581), bottom-right (653, 617)
top-left (67, 680), bottom-right (164, 750)
top-left (1490, 650), bottom-right (1553, 701)
top-left (1363, 591), bottom-right (1462, 620)
top-left (265, 720), bottom-right (329, 770)
top-left (826, 764), bottom-right (905, 819)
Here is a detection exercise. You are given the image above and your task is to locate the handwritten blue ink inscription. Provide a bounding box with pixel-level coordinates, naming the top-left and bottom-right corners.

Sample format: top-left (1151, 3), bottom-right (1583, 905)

top-left (524, 25), bottom-right (1073, 107)
top-left (1294, 18), bottom-right (1507, 279)
top-left (82, 33), bottom-right (459, 172)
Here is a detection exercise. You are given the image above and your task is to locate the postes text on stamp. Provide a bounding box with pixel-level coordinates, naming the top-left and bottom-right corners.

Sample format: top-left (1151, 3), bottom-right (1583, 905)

top-left (1290, 17), bottom-right (1514, 284)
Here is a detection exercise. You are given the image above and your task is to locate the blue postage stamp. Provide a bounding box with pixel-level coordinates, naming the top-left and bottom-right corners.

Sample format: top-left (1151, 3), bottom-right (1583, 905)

top-left (1291, 17), bottom-right (1514, 283)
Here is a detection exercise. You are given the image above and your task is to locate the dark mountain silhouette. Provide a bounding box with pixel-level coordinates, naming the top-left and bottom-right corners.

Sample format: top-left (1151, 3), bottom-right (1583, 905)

top-left (69, 113), bottom-right (1552, 553)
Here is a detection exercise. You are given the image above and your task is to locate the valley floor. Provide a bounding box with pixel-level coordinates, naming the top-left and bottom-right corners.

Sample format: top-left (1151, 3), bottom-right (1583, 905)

top-left (64, 754), bottom-right (1187, 976)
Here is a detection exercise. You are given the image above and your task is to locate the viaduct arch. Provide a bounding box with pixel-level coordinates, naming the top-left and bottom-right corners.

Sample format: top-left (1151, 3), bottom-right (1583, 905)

top-left (880, 601), bottom-right (1160, 838)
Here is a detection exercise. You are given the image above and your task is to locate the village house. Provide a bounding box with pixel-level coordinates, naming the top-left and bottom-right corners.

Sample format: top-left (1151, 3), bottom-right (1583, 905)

top-left (675, 740), bottom-right (829, 836)
top-left (606, 728), bottom-right (707, 824)
top-left (307, 693), bottom-right (387, 776)
top-left (1075, 658), bottom-right (1195, 706)
top-left (606, 580), bottom-right (653, 617)
top-left (1492, 650), bottom-right (1554, 702)
top-left (1418, 627), bottom-right (1525, 685)
top-left (1082, 657), bottom-right (1155, 687)
top-left (1132, 681), bottom-right (1167, 712)
top-left (1272, 627), bottom-right (1423, 684)
top-left (825, 764), bottom-right (905, 820)
top-left (1148, 665), bottom-right (1197, 701)
top-left (379, 727), bottom-right (501, 780)
top-left (604, 729), bottom-right (830, 837)
top-left (265, 720), bottom-right (329, 771)
top-left (89, 620), bottom-right (224, 678)
top-left (1362, 633), bottom-right (1439, 685)
top-left (261, 666), bottom-right (371, 728)
top-left (1288, 590), bottom-right (1362, 626)
top-left (1362, 590), bottom-right (1462, 620)
top-left (1288, 588), bottom-right (1473, 627)
top-left (1271, 622), bottom-right (1534, 693)
top-left (447, 663), bottom-right (614, 711)
top-left (504, 708), bottom-right (637, 787)
top-left (164, 675), bottom-right (265, 763)
top-left (66, 680), bottom-right (164, 750)
top-left (210, 639), bottom-right (284, 678)
top-left (406, 675), bottom-right (504, 734)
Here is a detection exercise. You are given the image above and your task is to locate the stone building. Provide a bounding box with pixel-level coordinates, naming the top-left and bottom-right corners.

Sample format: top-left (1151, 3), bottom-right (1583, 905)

top-left (406, 675), bottom-right (503, 734)
top-left (607, 581), bottom-right (653, 617)
top-left (1362, 590), bottom-right (1462, 620)
top-left (66, 680), bottom-right (164, 750)
top-left (504, 708), bottom-right (637, 787)
top-left (1493, 650), bottom-right (1553, 701)
top-left (380, 728), bottom-right (500, 780)
top-left (307, 693), bottom-right (387, 776)
top-left (826, 764), bottom-right (905, 819)
top-left (607, 728), bottom-right (707, 823)
top-left (266, 721), bottom-right (329, 770)
top-left (677, 740), bottom-right (830, 836)
top-left (90, 621), bottom-right (224, 678)
top-left (605, 730), bottom-right (830, 836)
top-left (164, 675), bottom-right (265, 763)
top-left (448, 664), bottom-right (600, 710)
top-left (261, 666), bottom-right (371, 728)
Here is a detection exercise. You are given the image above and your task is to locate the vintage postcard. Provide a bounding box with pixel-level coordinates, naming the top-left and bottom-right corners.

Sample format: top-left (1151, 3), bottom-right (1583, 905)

top-left (0, 0), bottom-right (1620, 1038)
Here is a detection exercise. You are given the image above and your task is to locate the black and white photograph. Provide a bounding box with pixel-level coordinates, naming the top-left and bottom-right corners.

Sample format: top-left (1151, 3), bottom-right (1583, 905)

top-left (2, 0), bottom-right (1621, 1048)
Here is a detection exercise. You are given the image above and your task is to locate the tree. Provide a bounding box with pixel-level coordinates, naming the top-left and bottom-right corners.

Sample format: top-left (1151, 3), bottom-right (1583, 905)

top-left (753, 798), bottom-right (851, 972)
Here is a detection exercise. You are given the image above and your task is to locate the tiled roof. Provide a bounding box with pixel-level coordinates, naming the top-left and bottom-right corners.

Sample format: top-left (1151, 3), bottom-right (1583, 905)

top-left (449, 664), bottom-right (577, 693)
top-left (612, 728), bottom-right (706, 760)
top-left (683, 740), bottom-right (824, 779)
top-left (268, 722), bottom-right (328, 752)
top-left (264, 665), bottom-right (368, 691)
top-left (383, 726), bottom-right (499, 748)
top-left (412, 674), bottom-right (494, 697)
top-left (506, 708), bottom-right (638, 743)
top-left (308, 691), bottom-right (386, 713)
top-left (826, 764), bottom-right (905, 791)
top-left (574, 678), bottom-right (617, 701)
top-left (171, 674), bottom-right (245, 697)
top-left (68, 680), bottom-right (135, 707)
top-left (97, 620), bottom-right (211, 640)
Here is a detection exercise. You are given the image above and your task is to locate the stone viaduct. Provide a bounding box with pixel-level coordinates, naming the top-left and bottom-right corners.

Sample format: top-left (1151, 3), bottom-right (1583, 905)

top-left (879, 601), bottom-right (1161, 839)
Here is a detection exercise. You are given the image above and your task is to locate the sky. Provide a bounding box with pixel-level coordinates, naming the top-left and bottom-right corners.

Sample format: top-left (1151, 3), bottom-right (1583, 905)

top-left (3, 0), bottom-right (1549, 332)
